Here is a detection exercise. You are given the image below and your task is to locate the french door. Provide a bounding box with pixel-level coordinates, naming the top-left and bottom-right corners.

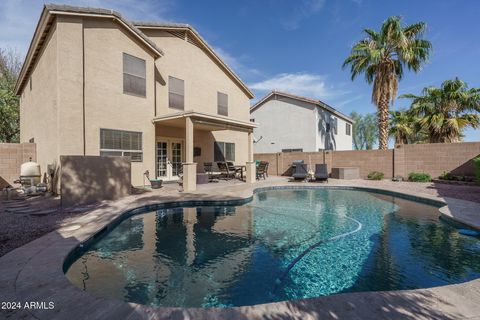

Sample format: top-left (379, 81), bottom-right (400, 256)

top-left (156, 138), bottom-right (184, 180)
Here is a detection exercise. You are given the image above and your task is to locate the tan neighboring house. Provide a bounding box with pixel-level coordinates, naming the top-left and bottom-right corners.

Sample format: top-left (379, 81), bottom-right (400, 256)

top-left (16, 4), bottom-right (257, 191)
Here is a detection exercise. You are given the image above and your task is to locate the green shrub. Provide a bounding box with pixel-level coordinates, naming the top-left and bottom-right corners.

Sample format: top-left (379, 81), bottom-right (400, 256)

top-left (474, 157), bottom-right (480, 184)
top-left (367, 171), bottom-right (384, 180)
top-left (408, 172), bottom-right (432, 182)
top-left (439, 171), bottom-right (453, 180)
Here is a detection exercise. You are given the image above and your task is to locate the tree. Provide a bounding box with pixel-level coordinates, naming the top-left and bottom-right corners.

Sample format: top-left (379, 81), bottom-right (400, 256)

top-left (401, 78), bottom-right (480, 143)
top-left (0, 48), bottom-right (22, 143)
top-left (343, 16), bottom-right (432, 149)
top-left (350, 111), bottom-right (378, 150)
top-left (389, 110), bottom-right (413, 144)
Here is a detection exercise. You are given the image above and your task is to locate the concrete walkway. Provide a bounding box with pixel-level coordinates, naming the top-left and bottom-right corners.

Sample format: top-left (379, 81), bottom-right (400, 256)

top-left (1, 177), bottom-right (480, 320)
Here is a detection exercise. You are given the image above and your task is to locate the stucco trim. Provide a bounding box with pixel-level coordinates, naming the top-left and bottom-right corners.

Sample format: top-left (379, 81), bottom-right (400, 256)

top-left (15, 4), bottom-right (164, 95)
top-left (251, 90), bottom-right (354, 123)
top-left (134, 22), bottom-right (255, 99)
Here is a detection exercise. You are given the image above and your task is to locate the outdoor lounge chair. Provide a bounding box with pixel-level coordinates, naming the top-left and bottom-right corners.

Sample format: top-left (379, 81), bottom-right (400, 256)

top-left (292, 163), bottom-right (308, 180)
top-left (314, 164), bottom-right (329, 182)
top-left (217, 162), bottom-right (235, 180)
top-left (203, 162), bottom-right (216, 181)
top-left (256, 161), bottom-right (268, 180)
top-left (227, 161), bottom-right (242, 178)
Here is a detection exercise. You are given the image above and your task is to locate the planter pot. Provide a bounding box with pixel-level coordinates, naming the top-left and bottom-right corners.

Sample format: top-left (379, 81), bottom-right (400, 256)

top-left (150, 179), bottom-right (163, 189)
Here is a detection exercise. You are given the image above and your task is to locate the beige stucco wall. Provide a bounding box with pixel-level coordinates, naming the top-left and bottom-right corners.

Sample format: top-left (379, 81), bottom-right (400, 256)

top-left (19, 21), bottom-right (58, 178)
top-left (60, 155), bottom-right (131, 207)
top-left (142, 29), bottom-right (251, 122)
top-left (82, 18), bottom-right (156, 186)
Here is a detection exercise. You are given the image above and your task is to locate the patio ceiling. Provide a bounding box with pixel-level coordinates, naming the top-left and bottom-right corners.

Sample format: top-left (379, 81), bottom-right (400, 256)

top-left (152, 111), bottom-right (257, 132)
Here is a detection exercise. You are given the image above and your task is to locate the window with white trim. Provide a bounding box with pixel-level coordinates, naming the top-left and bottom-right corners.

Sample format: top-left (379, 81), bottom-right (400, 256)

top-left (346, 123), bottom-right (351, 136)
top-left (214, 141), bottom-right (235, 162)
top-left (217, 92), bottom-right (228, 116)
top-left (123, 53), bottom-right (146, 97)
top-left (100, 129), bottom-right (143, 162)
top-left (169, 76), bottom-right (184, 109)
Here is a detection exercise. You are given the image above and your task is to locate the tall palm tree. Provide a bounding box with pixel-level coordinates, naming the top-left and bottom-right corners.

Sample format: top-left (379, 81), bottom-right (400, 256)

top-left (401, 78), bottom-right (480, 143)
top-left (343, 17), bottom-right (432, 149)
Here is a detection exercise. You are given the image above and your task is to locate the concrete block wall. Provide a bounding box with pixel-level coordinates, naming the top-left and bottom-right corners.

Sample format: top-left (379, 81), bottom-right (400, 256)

top-left (254, 142), bottom-right (480, 179)
top-left (0, 143), bottom-right (36, 188)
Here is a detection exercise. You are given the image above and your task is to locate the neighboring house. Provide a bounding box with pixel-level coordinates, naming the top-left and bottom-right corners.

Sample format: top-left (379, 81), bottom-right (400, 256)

top-left (250, 91), bottom-right (353, 153)
top-left (16, 4), bottom-right (256, 190)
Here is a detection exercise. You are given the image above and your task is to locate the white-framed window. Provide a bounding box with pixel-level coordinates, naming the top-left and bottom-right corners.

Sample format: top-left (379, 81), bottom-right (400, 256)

top-left (123, 53), bottom-right (146, 97)
top-left (346, 123), bottom-right (351, 136)
top-left (169, 76), bottom-right (185, 109)
top-left (214, 141), bottom-right (235, 162)
top-left (217, 92), bottom-right (228, 116)
top-left (100, 128), bottom-right (143, 162)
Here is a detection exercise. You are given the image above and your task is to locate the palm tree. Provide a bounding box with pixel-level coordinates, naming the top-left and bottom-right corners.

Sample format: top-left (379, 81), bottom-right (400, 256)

top-left (401, 78), bottom-right (480, 143)
top-left (343, 17), bottom-right (432, 149)
top-left (389, 110), bottom-right (414, 144)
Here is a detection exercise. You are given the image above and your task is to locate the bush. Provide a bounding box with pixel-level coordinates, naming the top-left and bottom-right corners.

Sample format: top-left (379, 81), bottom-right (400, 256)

top-left (408, 172), bottom-right (432, 182)
top-left (474, 157), bottom-right (480, 184)
top-left (439, 171), bottom-right (453, 180)
top-left (368, 171), bottom-right (384, 180)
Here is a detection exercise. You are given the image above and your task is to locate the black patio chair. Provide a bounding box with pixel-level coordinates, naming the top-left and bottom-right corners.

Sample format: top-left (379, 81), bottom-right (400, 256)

top-left (292, 163), bottom-right (308, 180)
top-left (227, 161), bottom-right (242, 179)
top-left (217, 162), bottom-right (235, 180)
top-left (256, 161), bottom-right (268, 180)
top-left (314, 164), bottom-right (329, 182)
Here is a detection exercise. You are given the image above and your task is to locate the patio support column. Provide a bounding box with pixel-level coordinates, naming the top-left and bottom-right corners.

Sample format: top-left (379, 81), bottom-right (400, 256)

top-left (183, 116), bottom-right (197, 192)
top-left (246, 130), bottom-right (256, 184)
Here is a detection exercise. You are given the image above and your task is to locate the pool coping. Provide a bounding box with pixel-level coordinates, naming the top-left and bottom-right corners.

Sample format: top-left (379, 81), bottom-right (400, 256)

top-left (2, 181), bottom-right (480, 319)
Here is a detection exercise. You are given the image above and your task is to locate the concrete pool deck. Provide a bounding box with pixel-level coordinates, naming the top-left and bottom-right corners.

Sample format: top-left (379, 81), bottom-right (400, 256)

top-left (1, 177), bottom-right (480, 319)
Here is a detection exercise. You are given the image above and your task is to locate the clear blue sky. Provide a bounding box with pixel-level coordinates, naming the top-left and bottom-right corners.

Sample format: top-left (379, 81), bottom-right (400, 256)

top-left (1, 0), bottom-right (479, 141)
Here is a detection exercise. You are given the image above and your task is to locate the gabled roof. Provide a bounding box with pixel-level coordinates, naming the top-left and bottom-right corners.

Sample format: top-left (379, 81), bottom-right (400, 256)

top-left (133, 21), bottom-right (254, 99)
top-left (15, 4), bottom-right (165, 95)
top-left (250, 91), bottom-right (354, 123)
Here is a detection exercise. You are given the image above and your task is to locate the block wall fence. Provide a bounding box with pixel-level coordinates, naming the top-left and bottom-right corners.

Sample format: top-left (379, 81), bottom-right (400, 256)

top-left (254, 142), bottom-right (480, 179)
top-left (0, 143), bottom-right (36, 188)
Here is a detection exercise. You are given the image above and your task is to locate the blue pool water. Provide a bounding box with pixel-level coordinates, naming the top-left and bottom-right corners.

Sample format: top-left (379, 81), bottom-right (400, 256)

top-left (64, 188), bottom-right (480, 308)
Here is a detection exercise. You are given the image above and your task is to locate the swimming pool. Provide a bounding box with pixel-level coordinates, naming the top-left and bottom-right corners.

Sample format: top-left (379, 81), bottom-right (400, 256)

top-left (64, 188), bottom-right (480, 308)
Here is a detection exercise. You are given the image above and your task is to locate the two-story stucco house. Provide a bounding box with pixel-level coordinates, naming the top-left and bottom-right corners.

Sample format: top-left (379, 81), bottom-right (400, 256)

top-left (16, 4), bottom-right (257, 191)
top-left (250, 91), bottom-right (353, 153)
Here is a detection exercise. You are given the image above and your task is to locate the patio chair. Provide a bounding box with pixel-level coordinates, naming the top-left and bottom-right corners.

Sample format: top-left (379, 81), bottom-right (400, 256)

top-left (314, 164), bottom-right (329, 182)
top-left (292, 163), bottom-right (308, 180)
top-left (203, 162), bottom-right (214, 180)
top-left (227, 161), bottom-right (242, 179)
top-left (217, 162), bottom-right (235, 180)
top-left (256, 161), bottom-right (268, 180)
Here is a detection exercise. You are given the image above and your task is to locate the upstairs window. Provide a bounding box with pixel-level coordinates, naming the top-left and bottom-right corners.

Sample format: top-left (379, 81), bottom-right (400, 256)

top-left (346, 123), bottom-right (351, 136)
top-left (217, 92), bottom-right (228, 116)
top-left (214, 141), bottom-right (235, 162)
top-left (169, 76), bottom-right (185, 110)
top-left (123, 53), bottom-right (146, 97)
top-left (100, 128), bottom-right (143, 162)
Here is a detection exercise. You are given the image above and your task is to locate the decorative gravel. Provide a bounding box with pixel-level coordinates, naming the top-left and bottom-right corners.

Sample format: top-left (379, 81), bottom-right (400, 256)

top-left (0, 196), bottom-right (96, 257)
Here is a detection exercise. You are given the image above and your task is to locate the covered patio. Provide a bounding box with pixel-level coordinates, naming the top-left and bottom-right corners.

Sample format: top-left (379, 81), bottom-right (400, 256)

top-left (152, 111), bottom-right (258, 191)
